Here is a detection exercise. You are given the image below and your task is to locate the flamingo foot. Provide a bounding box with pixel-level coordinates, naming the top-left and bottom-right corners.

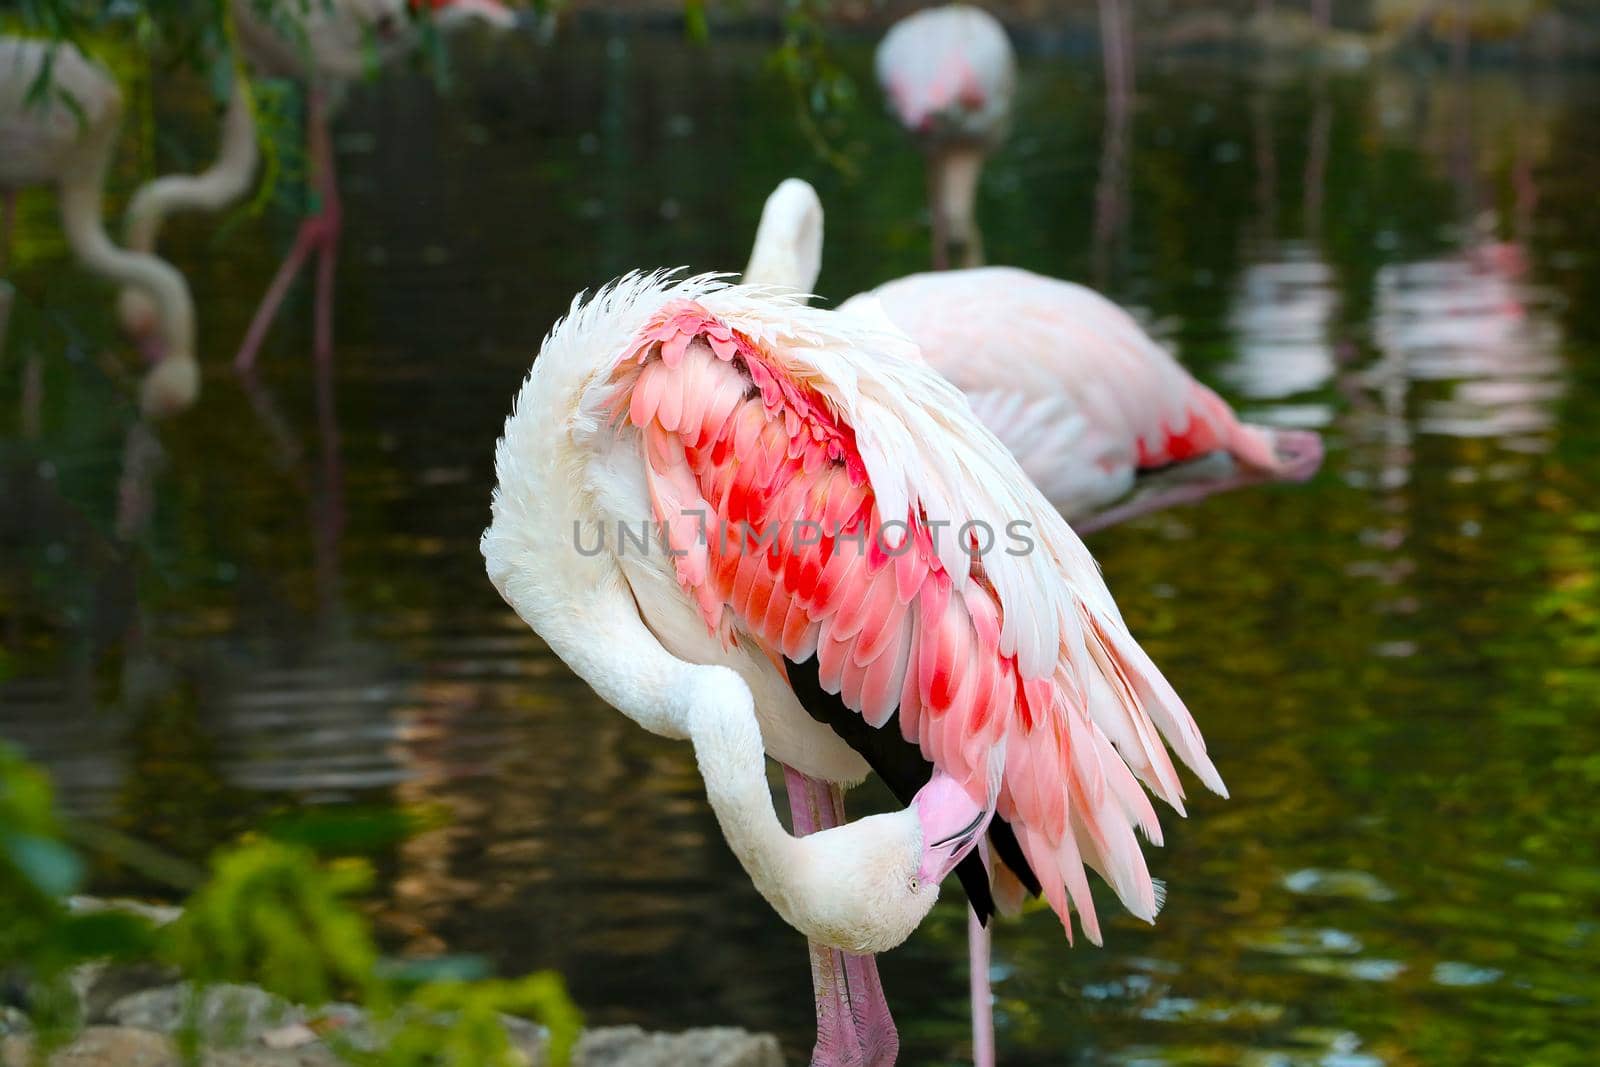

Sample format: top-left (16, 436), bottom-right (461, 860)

top-left (784, 767), bottom-right (900, 1067)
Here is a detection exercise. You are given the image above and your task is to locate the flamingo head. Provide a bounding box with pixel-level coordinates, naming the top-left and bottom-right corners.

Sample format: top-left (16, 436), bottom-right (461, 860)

top-left (140, 355), bottom-right (200, 419)
top-left (1267, 428), bottom-right (1325, 483)
top-left (786, 807), bottom-right (946, 955)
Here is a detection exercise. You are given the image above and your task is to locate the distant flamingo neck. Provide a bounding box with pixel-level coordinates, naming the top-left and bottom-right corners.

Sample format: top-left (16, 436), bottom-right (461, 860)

top-left (745, 181), bottom-right (824, 293)
top-left (125, 70), bottom-right (260, 254)
top-left (930, 144), bottom-right (986, 252)
top-left (58, 101), bottom-right (194, 362)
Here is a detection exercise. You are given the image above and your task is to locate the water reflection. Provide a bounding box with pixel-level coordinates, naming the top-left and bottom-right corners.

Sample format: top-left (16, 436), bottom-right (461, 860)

top-left (3, 31), bottom-right (1599, 1067)
top-left (1226, 245), bottom-right (1338, 404)
top-left (1374, 242), bottom-right (1564, 446)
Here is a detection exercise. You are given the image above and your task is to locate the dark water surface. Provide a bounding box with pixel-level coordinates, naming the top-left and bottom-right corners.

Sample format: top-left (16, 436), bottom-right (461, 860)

top-left (3, 28), bottom-right (1599, 1066)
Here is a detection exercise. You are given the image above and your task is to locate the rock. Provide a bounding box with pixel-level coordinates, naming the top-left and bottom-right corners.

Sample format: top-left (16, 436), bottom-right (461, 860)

top-left (67, 896), bottom-right (183, 927)
top-left (107, 984), bottom-right (303, 1045)
top-left (501, 1012), bottom-right (552, 1063)
top-left (1, 1005), bottom-right (29, 1036)
top-left (575, 1025), bottom-right (784, 1067)
top-left (1, 1026), bottom-right (180, 1066)
top-left (69, 961), bottom-right (181, 1023)
top-left (0, 1025), bottom-right (348, 1066)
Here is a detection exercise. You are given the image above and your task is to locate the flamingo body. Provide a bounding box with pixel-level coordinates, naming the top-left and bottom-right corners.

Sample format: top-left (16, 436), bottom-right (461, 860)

top-left (486, 272), bottom-right (1227, 953)
top-left (841, 268), bottom-right (1324, 520)
top-left (876, 5), bottom-right (1014, 147)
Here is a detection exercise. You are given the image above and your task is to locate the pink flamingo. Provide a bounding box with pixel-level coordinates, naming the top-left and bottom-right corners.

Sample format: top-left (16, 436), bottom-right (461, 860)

top-left (1, 37), bottom-right (199, 416)
top-left (483, 272), bottom-right (1228, 1067)
top-left (749, 180), bottom-right (1324, 534)
top-left (875, 5), bottom-right (1016, 269)
top-left (117, 0), bottom-right (514, 371)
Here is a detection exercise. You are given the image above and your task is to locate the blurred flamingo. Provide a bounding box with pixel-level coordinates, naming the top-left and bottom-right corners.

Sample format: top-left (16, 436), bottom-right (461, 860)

top-left (483, 272), bottom-right (1227, 1067)
top-left (0, 37), bottom-right (199, 415)
top-left (875, 5), bottom-right (1015, 269)
top-left (748, 179), bottom-right (1324, 534)
top-left (117, 0), bottom-right (515, 372)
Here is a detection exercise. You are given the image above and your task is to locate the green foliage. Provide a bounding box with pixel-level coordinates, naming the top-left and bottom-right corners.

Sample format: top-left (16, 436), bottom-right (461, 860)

top-left (0, 744), bottom-right (581, 1066)
top-left (771, 0), bottom-right (859, 173)
top-left (169, 840), bottom-right (384, 1009)
top-left (366, 975), bottom-right (582, 1067)
top-left (1, 744), bottom-right (161, 1054)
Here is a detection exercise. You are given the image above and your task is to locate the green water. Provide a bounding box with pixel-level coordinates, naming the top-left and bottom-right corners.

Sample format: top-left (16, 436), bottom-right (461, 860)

top-left (3, 28), bottom-right (1598, 1066)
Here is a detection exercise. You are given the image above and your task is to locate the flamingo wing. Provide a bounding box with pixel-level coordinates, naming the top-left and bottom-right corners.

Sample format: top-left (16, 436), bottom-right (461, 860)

top-left (594, 278), bottom-right (1225, 944)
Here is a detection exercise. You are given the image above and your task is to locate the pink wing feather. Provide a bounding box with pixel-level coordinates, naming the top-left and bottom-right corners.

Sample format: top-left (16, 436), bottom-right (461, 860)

top-left (605, 294), bottom-right (1222, 945)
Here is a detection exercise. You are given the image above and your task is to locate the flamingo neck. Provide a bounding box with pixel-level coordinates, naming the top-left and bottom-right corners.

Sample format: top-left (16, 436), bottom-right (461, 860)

top-left (124, 71), bottom-right (260, 254)
top-left (683, 677), bottom-right (806, 904)
top-left (744, 180), bottom-right (824, 293)
top-left (58, 102), bottom-right (195, 364)
top-left (931, 144), bottom-right (986, 253)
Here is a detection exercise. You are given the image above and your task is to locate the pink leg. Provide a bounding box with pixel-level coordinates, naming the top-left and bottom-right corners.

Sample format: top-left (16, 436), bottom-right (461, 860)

top-left (968, 908), bottom-right (994, 1067)
top-left (234, 92), bottom-right (341, 373)
top-left (783, 766), bottom-right (899, 1067)
top-left (234, 212), bottom-right (322, 372)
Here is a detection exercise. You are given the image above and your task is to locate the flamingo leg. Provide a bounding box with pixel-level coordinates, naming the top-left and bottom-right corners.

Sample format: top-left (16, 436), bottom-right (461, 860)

top-left (968, 907), bottom-right (994, 1067)
top-left (234, 91), bottom-right (341, 373)
top-left (783, 766), bottom-right (900, 1067)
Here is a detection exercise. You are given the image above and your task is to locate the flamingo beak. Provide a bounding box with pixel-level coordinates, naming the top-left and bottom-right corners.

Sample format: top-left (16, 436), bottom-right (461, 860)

top-left (913, 774), bottom-right (992, 886)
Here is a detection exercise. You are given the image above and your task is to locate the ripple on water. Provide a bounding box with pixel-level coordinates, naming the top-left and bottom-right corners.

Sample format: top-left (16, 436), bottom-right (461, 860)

top-left (1282, 868), bottom-right (1399, 903)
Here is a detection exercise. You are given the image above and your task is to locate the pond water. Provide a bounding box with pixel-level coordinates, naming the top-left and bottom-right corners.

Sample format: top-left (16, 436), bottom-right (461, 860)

top-left (3, 26), bottom-right (1599, 1067)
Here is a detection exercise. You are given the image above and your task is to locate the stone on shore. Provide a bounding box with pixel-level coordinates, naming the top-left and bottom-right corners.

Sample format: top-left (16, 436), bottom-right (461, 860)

top-left (0, 1021), bottom-right (783, 1066)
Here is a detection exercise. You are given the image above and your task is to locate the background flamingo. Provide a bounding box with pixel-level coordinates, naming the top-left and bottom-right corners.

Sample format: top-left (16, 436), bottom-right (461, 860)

top-left (117, 0), bottom-right (515, 373)
top-left (0, 36), bottom-right (199, 416)
top-left (747, 180), bottom-right (1324, 534)
top-left (483, 272), bottom-right (1226, 1066)
top-left (875, 5), bottom-right (1015, 269)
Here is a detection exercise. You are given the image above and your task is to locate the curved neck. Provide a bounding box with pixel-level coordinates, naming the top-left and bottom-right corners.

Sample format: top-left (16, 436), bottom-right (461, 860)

top-left (59, 108), bottom-right (194, 358)
top-left (744, 182), bottom-right (824, 293)
top-left (681, 681), bottom-right (803, 909)
top-left (125, 70), bottom-right (260, 254)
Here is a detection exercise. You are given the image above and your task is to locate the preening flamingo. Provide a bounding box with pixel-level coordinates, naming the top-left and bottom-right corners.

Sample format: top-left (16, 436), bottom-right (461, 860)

top-left (0, 37), bottom-right (199, 416)
top-left (875, 5), bottom-right (1016, 269)
top-left (117, 0), bottom-right (515, 370)
top-left (483, 272), bottom-right (1227, 1066)
top-left (747, 179), bottom-right (1324, 533)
